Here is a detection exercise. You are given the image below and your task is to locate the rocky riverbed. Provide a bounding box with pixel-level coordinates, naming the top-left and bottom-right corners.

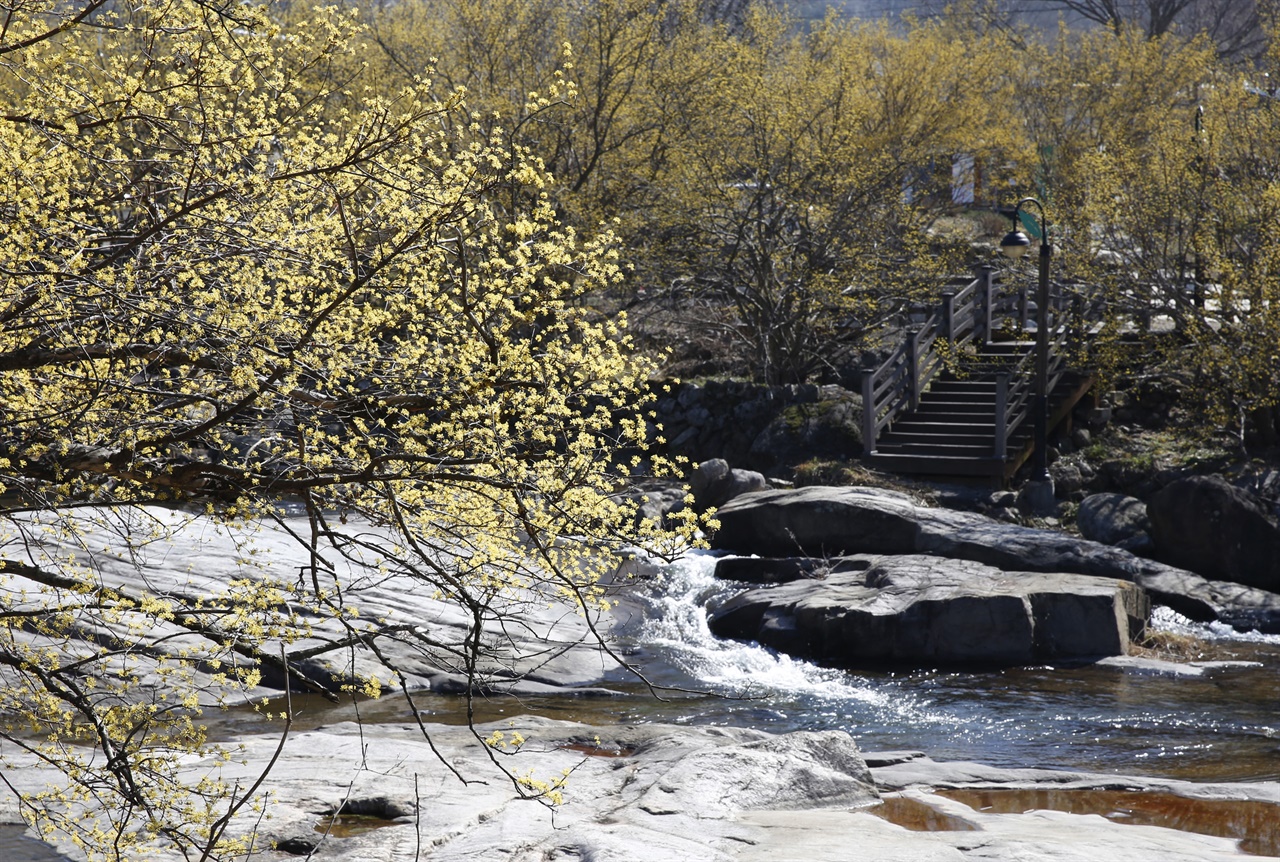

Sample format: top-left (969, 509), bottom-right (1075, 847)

top-left (5, 491), bottom-right (1280, 860)
top-left (5, 716), bottom-right (1280, 861)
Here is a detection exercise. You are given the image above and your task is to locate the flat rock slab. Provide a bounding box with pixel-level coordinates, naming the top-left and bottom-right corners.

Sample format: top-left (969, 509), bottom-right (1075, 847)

top-left (0, 507), bottom-right (624, 702)
top-left (711, 486), bottom-right (1280, 632)
top-left (5, 719), bottom-right (1275, 862)
top-left (709, 554), bottom-right (1149, 668)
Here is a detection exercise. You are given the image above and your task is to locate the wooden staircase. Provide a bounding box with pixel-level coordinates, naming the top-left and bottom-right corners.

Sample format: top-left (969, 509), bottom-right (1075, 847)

top-left (861, 269), bottom-right (1099, 484)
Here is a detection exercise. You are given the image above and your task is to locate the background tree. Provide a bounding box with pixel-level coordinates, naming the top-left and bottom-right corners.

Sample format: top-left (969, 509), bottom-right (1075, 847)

top-left (1085, 48), bottom-right (1280, 446)
top-left (645, 12), bottom-right (1010, 383)
top-left (955, 0), bottom-right (1273, 62)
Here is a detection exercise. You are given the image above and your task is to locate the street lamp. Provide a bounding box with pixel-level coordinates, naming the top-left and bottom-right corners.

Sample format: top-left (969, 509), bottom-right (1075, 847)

top-left (999, 197), bottom-right (1053, 493)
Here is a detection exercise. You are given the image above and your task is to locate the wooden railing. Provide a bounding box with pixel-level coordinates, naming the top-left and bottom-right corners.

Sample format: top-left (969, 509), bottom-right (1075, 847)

top-left (862, 268), bottom-right (1103, 460)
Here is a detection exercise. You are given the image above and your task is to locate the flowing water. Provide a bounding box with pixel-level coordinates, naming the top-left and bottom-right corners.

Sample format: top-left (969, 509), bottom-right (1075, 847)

top-left (216, 551), bottom-right (1280, 783)
top-left (608, 551), bottom-right (1280, 783)
top-left (8, 550), bottom-right (1280, 859)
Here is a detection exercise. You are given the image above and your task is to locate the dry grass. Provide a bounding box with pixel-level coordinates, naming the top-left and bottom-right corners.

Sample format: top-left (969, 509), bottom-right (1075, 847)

top-left (1132, 627), bottom-right (1213, 662)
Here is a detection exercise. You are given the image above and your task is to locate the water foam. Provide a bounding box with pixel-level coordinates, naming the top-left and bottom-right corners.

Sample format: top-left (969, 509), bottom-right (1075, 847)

top-left (628, 551), bottom-right (944, 728)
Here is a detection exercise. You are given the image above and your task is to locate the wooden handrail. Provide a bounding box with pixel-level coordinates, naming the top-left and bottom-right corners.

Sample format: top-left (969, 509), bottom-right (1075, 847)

top-left (862, 268), bottom-right (1106, 460)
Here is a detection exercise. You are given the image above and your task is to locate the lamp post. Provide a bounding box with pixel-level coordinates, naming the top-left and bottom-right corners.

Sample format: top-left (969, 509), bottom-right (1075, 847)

top-left (999, 197), bottom-right (1054, 496)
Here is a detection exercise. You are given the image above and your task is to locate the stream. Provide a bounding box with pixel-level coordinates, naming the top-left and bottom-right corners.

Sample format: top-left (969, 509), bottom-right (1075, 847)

top-left (6, 550), bottom-right (1280, 859)
top-left (217, 550), bottom-right (1280, 784)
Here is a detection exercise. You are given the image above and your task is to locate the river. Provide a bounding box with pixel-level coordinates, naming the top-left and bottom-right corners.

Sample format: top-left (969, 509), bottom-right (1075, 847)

top-left (215, 550), bottom-right (1280, 784)
top-left (6, 550), bottom-right (1280, 859)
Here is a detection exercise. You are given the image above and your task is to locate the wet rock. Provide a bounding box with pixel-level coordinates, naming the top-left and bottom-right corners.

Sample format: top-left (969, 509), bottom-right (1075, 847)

top-left (707, 555), bottom-right (1149, 668)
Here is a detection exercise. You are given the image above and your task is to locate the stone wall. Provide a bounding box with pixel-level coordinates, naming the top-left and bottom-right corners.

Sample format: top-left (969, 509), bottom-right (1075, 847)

top-left (650, 379), bottom-right (863, 473)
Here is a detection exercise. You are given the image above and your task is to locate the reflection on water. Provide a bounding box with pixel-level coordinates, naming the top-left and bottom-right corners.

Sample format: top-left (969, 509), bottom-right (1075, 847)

top-left (870, 788), bottom-right (1280, 856)
top-left (871, 795), bottom-right (981, 832)
top-left (937, 787), bottom-right (1280, 856)
top-left (313, 813), bottom-right (409, 838)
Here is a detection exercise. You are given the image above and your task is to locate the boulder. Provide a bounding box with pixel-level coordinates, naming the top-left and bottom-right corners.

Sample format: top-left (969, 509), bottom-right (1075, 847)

top-left (707, 554), bottom-right (1149, 668)
top-left (710, 485), bottom-right (1280, 633)
top-left (710, 486), bottom-right (922, 556)
top-left (689, 458), bottom-right (768, 512)
top-left (1077, 493), bottom-right (1152, 551)
top-left (746, 387), bottom-right (863, 472)
top-left (1148, 474), bottom-right (1280, 592)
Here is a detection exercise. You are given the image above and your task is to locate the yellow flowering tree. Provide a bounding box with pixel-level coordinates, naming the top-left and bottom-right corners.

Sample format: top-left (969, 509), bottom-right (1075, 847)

top-left (0, 1), bottom-right (692, 858)
top-left (1081, 42), bottom-right (1280, 445)
top-left (651, 12), bottom-right (1006, 383)
top-left (994, 22), bottom-right (1280, 444)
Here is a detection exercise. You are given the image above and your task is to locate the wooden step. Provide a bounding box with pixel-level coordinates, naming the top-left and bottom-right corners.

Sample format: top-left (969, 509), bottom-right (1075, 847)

top-left (874, 442), bottom-right (1001, 458)
top-left (889, 420), bottom-right (1000, 435)
top-left (878, 430), bottom-right (996, 445)
top-left (864, 452), bottom-right (1011, 478)
top-left (914, 400), bottom-right (996, 415)
top-left (921, 388), bottom-right (997, 403)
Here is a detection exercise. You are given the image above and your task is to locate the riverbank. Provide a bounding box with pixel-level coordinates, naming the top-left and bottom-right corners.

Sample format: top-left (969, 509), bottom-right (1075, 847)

top-left (5, 714), bottom-right (1280, 861)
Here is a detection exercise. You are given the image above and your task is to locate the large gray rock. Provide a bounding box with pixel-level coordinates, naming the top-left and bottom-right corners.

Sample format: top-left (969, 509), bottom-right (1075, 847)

top-left (0, 718), bottom-right (879, 862)
top-left (1148, 474), bottom-right (1280, 592)
top-left (0, 508), bottom-right (626, 703)
top-left (711, 486), bottom-right (922, 556)
top-left (1077, 492), bottom-right (1152, 551)
top-left (6, 717), bottom-right (1272, 862)
top-left (707, 555), bottom-right (1149, 668)
top-left (711, 485), bottom-right (1280, 633)
top-left (690, 458), bottom-right (769, 512)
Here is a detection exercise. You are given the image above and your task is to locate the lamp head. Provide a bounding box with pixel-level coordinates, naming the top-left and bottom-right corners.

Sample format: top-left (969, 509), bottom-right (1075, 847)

top-left (999, 229), bottom-right (1032, 259)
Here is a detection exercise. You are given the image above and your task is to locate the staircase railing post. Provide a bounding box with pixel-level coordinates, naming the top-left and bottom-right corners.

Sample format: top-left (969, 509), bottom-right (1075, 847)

top-left (907, 326), bottom-right (922, 411)
top-left (1018, 286), bottom-right (1029, 333)
top-left (979, 265), bottom-right (994, 344)
top-left (994, 370), bottom-right (1009, 459)
top-left (861, 353), bottom-right (878, 457)
top-left (1070, 292), bottom-right (1084, 359)
top-left (941, 290), bottom-right (957, 342)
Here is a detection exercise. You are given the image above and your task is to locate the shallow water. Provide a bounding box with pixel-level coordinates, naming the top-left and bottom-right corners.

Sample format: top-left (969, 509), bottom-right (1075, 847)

top-left (871, 789), bottom-right (1280, 856)
top-left (11, 552), bottom-right (1280, 860)
top-left (0, 825), bottom-right (67, 861)
top-left (234, 554), bottom-right (1280, 784)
